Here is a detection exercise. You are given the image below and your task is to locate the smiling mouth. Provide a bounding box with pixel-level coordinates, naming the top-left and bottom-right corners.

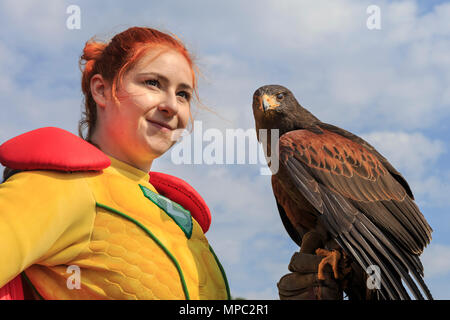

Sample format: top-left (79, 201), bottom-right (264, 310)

top-left (147, 119), bottom-right (173, 131)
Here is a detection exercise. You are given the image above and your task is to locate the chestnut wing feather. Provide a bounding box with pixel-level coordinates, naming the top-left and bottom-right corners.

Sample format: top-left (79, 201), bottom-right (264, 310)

top-left (277, 129), bottom-right (433, 299)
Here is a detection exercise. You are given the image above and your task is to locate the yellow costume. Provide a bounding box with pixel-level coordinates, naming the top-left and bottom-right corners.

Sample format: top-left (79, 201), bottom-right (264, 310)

top-left (0, 155), bottom-right (229, 299)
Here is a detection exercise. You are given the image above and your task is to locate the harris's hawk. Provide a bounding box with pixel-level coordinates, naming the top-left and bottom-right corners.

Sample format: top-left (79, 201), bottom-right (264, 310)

top-left (252, 84), bottom-right (433, 300)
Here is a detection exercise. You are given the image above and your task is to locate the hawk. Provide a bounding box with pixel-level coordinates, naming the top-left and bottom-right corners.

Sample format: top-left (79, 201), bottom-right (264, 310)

top-left (252, 84), bottom-right (433, 300)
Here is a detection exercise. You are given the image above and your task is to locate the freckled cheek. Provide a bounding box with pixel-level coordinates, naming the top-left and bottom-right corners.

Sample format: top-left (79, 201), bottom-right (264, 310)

top-left (119, 90), bottom-right (158, 111)
top-left (136, 93), bottom-right (159, 111)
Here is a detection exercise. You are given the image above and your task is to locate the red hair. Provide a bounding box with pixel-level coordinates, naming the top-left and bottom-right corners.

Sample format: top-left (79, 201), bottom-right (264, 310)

top-left (79, 26), bottom-right (198, 140)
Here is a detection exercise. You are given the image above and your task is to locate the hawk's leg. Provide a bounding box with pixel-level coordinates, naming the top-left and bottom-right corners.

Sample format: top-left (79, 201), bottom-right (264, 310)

top-left (315, 248), bottom-right (341, 280)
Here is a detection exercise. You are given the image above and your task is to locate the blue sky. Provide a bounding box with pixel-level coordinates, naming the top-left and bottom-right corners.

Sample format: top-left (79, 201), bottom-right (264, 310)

top-left (0, 0), bottom-right (449, 299)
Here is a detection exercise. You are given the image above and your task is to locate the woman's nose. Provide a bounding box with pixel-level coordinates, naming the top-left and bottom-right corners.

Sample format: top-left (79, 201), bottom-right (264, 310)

top-left (157, 91), bottom-right (178, 117)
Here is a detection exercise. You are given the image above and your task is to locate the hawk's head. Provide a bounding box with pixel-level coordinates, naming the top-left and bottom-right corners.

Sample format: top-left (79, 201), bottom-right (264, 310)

top-left (252, 84), bottom-right (321, 138)
top-left (252, 84), bottom-right (297, 117)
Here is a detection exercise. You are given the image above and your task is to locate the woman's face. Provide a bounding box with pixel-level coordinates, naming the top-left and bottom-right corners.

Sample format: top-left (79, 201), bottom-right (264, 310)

top-left (99, 47), bottom-right (193, 170)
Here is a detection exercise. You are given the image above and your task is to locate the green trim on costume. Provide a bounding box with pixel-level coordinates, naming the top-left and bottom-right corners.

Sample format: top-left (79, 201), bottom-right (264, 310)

top-left (208, 245), bottom-right (231, 300)
top-left (139, 184), bottom-right (193, 239)
top-left (21, 272), bottom-right (44, 300)
top-left (95, 202), bottom-right (190, 300)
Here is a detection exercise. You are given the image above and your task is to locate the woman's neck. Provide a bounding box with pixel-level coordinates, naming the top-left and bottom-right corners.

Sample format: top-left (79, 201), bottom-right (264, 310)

top-left (90, 130), bottom-right (153, 173)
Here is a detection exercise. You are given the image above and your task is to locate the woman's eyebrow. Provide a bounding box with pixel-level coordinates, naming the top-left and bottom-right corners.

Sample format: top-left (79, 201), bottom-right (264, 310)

top-left (138, 72), bottom-right (193, 92)
top-left (178, 83), bottom-right (193, 92)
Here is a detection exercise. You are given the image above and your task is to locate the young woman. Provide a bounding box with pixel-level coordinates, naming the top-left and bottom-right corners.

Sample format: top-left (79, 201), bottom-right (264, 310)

top-left (0, 27), bottom-right (230, 300)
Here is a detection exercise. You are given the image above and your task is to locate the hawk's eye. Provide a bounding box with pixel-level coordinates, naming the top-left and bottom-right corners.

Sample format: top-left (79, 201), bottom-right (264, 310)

top-left (276, 93), bottom-right (284, 101)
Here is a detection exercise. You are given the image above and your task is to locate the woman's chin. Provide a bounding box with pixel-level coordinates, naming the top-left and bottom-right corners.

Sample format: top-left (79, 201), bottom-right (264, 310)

top-left (144, 140), bottom-right (173, 159)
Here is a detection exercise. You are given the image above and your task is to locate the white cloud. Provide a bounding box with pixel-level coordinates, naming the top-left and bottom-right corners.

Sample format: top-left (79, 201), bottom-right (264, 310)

top-left (240, 0), bottom-right (450, 131)
top-left (422, 243), bottom-right (450, 278)
top-left (413, 176), bottom-right (450, 208)
top-left (0, 0), bottom-right (69, 47)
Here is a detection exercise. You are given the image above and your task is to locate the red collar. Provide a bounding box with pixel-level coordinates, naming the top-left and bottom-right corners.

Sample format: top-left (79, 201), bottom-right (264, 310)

top-left (0, 127), bottom-right (110, 171)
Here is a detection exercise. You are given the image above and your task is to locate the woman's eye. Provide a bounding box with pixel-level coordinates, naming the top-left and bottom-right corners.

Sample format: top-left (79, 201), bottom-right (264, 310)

top-left (144, 79), bottom-right (160, 87)
top-left (177, 91), bottom-right (191, 101)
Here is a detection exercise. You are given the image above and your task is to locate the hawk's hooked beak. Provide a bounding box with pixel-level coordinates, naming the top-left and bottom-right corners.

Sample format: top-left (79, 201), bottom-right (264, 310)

top-left (261, 94), bottom-right (280, 112)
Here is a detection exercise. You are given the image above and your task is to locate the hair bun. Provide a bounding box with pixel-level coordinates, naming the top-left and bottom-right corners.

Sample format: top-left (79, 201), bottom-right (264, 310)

top-left (80, 40), bottom-right (107, 64)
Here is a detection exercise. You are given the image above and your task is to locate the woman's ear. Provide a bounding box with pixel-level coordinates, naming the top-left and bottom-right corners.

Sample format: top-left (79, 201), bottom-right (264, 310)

top-left (90, 74), bottom-right (109, 109)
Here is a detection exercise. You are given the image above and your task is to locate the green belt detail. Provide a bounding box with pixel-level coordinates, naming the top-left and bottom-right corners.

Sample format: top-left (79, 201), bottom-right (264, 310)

top-left (96, 202), bottom-right (190, 300)
top-left (208, 245), bottom-right (231, 300)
